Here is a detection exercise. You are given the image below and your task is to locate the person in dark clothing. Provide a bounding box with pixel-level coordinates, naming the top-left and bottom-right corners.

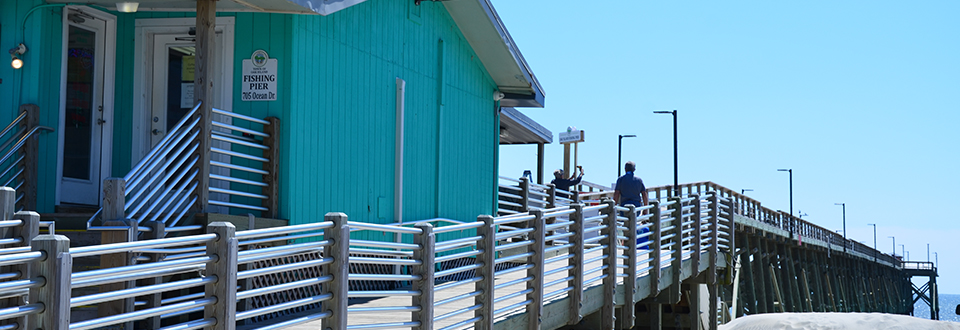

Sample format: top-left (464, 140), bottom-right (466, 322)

top-left (551, 166), bottom-right (584, 195)
top-left (614, 161), bottom-right (650, 248)
top-left (614, 161), bottom-right (647, 209)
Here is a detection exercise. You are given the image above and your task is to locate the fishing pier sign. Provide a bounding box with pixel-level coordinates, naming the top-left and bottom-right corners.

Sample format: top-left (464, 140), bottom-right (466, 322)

top-left (241, 50), bottom-right (278, 101)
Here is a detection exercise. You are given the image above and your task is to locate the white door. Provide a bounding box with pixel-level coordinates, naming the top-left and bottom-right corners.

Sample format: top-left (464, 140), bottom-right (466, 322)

top-left (137, 19), bottom-right (234, 213)
top-left (59, 8), bottom-right (115, 206)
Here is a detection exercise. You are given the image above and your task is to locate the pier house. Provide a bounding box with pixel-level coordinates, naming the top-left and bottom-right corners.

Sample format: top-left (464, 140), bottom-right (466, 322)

top-left (0, 0), bottom-right (546, 238)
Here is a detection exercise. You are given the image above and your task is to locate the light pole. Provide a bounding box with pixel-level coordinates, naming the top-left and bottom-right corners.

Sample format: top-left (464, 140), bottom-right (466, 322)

top-left (867, 223), bottom-right (876, 250)
top-left (934, 252), bottom-right (938, 268)
top-left (900, 244), bottom-right (905, 260)
top-left (888, 236), bottom-right (895, 256)
top-left (741, 189), bottom-right (753, 195)
top-left (927, 243), bottom-right (930, 262)
top-left (777, 169), bottom-right (793, 217)
top-left (834, 203), bottom-right (846, 252)
top-left (654, 110), bottom-right (678, 196)
top-left (618, 134), bottom-right (636, 178)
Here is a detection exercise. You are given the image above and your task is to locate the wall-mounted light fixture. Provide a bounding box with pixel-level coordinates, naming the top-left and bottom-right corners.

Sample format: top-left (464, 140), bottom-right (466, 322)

top-left (116, 2), bottom-right (139, 13)
top-left (9, 44), bottom-right (26, 70)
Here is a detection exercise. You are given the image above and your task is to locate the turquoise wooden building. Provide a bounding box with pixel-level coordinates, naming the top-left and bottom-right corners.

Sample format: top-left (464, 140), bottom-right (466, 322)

top-left (0, 0), bottom-right (546, 234)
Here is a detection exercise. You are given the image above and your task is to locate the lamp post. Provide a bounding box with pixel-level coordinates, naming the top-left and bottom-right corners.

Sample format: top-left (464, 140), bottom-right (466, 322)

top-left (934, 252), bottom-right (938, 268)
top-left (867, 223), bottom-right (876, 250)
top-left (900, 244), bottom-right (905, 260)
top-left (777, 169), bottom-right (793, 216)
top-left (618, 134), bottom-right (636, 178)
top-left (927, 243), bottom-right (930, 262)
top-left (834, 203), bottom-right (846, 252)
top-left (741, 189), bottom-right (753, 195)
top-left (653, 110), bottom-right (678, 196)
top-left (888, 236), bottom-right (895, 256)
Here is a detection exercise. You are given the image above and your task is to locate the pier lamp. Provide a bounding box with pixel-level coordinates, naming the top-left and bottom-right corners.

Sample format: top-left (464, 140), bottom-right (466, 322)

top-left (888, 236), bottom-right (895, 256)
top-left (618, 134), bottom-right (636, 177)
top-left (900, 244), bottom-right (905, 260)
top-left (741, 189), bottom-right (753, 195)
top-left (834, 203), bottom-right (846, 252)
top-left (866, 224), bottom-right (876, 250)
top-left (934, 252), bottom-right (938, 268)
top-left (653, 110), bottom-right (678, 196)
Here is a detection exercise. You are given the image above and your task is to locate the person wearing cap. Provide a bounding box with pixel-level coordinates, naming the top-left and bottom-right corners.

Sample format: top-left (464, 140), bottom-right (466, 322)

top-left (551, 167), bottom-right (584, 197)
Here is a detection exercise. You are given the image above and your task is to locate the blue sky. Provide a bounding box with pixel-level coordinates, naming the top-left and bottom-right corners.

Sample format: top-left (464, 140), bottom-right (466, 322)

top-left (494, 1), bottom-right (960, 293)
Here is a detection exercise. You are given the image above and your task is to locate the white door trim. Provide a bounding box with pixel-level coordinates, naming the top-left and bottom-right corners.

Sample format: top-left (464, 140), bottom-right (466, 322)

top-left (132, 17), bottom-right (235, 164)
top-left (56, 5), bottom-right (117, 206)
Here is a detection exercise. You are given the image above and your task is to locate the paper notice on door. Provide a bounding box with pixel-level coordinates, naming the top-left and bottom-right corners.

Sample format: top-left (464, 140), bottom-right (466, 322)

top-left (181, 83), bottom-right (194, 108)
top-left (182, 56), bottom-right (195, 81)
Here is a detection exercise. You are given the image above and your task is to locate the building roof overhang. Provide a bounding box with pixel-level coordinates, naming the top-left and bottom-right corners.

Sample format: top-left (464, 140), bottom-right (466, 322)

top-left (443, 0), bottom-right (545, 108)
top-left (45, 0), bottom-right (368, 15)
top-left (499, 107), bottom-right (551, 145)
top-left (52, 0), bottom-right (545, 107)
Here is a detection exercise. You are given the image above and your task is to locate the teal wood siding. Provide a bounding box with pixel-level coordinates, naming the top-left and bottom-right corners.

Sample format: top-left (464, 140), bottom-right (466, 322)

top-left (286, 0), bottom-right (498, 242)
top-left (0, 1), bottom-right (66, 212)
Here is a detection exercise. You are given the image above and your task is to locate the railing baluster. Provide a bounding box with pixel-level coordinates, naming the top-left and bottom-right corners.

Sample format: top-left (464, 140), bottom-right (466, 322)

top-left (669, 196), bottom-right (683, 303)
top-left (650, 200), bottom-right (662, 298)
top-left (413, 223), bottom-right (434, 330)
top-left (204, 222), bottom-right (237, 330)
top-left (29, 234), bottom-right (71, 330)
top-left (322, 212), bottom-right (349, 329)
top-left (520, 177), bottom-right (530, 213)
top-left (526, 209), bottom-right (545, 330)
top-left (261, 117), bottom-right (280, 218)
top-left (692, 194), bottom-right (702, 276)
top-left (475, 215), bottom-right (495, 330)
top-left (620, 204), bottom-right (638, 329)
top-left (567, 203), bottom-right (584, 326)
top-left (601, 199), bottom-right (617, 329)
top-left (20, 104), bottom-right (38, 211)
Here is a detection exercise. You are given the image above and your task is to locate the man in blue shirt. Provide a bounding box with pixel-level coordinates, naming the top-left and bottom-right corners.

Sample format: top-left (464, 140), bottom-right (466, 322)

top-left (614, 161), bottom-right (647, 209)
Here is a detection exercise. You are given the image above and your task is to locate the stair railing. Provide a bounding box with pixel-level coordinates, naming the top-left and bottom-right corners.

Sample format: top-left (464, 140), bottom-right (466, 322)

top-left (87, 102), bottom-right (281, 234)
top-left (0, 104), bottom-right (53, 212)
top-left (88, 102), bottom-right (203, 233)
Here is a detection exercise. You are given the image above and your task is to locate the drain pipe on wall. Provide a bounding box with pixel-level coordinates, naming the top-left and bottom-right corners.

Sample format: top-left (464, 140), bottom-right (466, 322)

top-left (394, 78), bottom-right (406, 275)
top-left (493, 92), bottom-right (502, 215)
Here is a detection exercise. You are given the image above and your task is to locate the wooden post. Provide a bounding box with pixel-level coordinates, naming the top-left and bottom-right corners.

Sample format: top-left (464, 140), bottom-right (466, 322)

top-left (99, 178), bottom-right (136, 325)
top-left (667, 196), bottom-right (683, 304)
top-left (475, 215), bottom-right (495, 330)
top-left (28, 234), bottom-right (71, 330)
top-left (691, 194), bottom-right (702, 277)
top-left (5, 211), bottom-right (38, 329)
top-left (526, 209), bottom-right (545, 330)
top-left (321, 213), bottom-right (349, 330)
top-left (618, 204), bottom-right (638, 330)
top-left (519, 176), bottom-right (530, 213)
top-left (138, 220), bottom-right (166, 329)
top-left (205, 222), bottom-right (238, 330)
top-left (194, 0), bottom-right (216, 212)
top-left (261, 117), bottom-right (280, 218)
top-left (20, 104), bottom-right (39, 211)
top-left (412, 223), bottom-right (435, 330)
top-left (600, 200), bottom-right (617, 330)
top-left (649, 200), bottom-right (662, 298)
top-left (567, 203), bottom-right (584, 326)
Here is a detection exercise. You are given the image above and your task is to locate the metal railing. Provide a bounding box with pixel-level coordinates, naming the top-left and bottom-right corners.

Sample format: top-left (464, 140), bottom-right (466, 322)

top-left (501, 178), bottom-right (901, 268)
top-left (0, 104), bottom-right (52, 212)
top-left (87, 103), bottom-right (281, 233)
top-left (208, 109), bottom-right (279, 217)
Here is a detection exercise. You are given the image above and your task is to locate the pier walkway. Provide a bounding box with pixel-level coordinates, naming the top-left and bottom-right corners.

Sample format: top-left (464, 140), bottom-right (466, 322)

top-left (0, 179), bottom-right (916, 330)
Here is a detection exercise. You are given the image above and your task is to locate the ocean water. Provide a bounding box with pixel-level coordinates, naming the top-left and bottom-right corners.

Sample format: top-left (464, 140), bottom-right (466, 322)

top-left (913, 293), bottom-right (960, 322)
